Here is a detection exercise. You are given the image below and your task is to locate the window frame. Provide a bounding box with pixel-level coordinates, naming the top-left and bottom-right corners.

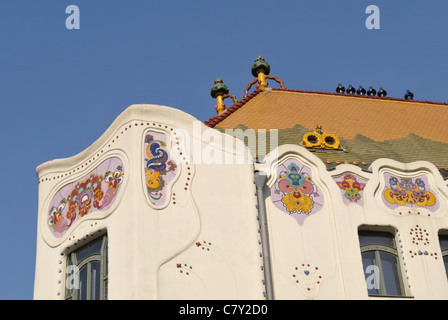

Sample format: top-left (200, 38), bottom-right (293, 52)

top-left (358, 229), bottom-right (408, 298)
top-left (65, 233), bottom-right (108, 300)
top-left (438, 231), bottom-right (448, 281)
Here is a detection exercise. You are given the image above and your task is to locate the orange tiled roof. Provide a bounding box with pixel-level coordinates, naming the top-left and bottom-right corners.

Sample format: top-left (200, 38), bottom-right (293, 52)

top-left (205, 88), bottom-right (448, 144)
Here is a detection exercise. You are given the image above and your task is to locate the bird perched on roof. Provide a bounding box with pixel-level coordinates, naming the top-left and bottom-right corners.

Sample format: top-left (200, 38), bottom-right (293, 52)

top-left (367, 87), bottom-right (376, 96)
top-left (404, 90), bottom-right (414, 100)
top-left (377, 88), bottom-right (387, 97)
top-left (357, 86), bottom-right (366, 95)
top-left (346, 85), bottom-right (355, 94)
top-left (335, 83), bottom-right (345, 94)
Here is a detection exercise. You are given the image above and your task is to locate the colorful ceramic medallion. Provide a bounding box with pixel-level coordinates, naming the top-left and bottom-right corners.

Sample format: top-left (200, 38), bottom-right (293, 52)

top-left (144, 130), bottom-right (177, 206)
top-left (270, 159), bottom-right (324, 225)
top-left (47, 157), bottom-right (124, 237)
top-left (382, 173), bottom-right (438, 212)
top-left (335, 174), bottom-right (367, 206)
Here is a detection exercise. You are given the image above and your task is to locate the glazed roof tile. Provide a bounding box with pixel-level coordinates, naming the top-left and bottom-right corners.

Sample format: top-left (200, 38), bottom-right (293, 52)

top-left (205, 88), bottom-right (448, 175)
top-left (205, 88), bottom-right (448, 144)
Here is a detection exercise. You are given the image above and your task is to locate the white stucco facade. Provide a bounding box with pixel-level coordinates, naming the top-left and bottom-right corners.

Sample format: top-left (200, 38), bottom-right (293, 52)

top-left (257, 147), bottom-right (448, 299)
top-left (34, 104), bottom-right (448, 299)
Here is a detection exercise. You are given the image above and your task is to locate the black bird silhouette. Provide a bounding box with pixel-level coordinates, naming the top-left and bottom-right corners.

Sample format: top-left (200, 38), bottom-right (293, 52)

top-left (367, 87), bottom-right (376, 96)
top-left (357, 86), bottom-right (366, 95)
top-left (336, 83), bottom-right (345, 94)
top-left (377, 88), bottom-right (387, 97)
top-left (346, 85), bottom-right (355, 94)
top-left (404, 90), bottom-right (414, 100)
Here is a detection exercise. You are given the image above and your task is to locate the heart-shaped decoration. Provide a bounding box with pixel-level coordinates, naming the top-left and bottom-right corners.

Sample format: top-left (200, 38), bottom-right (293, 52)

top-left (304, 270), bottom-right (310, 276)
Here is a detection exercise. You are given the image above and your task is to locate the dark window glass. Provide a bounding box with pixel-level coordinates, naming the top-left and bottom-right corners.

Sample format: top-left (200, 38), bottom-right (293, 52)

top-left (361, 251), bottom-right (379, 295)
top-left (359, 231), bottom-right (395, 248)
top-left (444, 256), bottom-right (448, 280)
top-left (65, 234), bottom-right (108, 300)
top-left (439, 235), bottom-right (448, 252)
top-left (75, 237), bottom-right (103, 262)
top-left (78, 265), bottom-right (88, 300)
top-left (439, 234), bottom-right (448, 280)
top-left (91, 261), bottom-right (101, 301)
top-left (380, 251), bottom-right (402, 296)
top-left (359, 229), bottom-right (404, 297)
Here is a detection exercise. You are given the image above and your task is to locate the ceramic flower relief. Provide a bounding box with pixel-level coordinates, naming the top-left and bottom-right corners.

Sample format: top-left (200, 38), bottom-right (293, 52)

top-left (270, 160), bottom-right (324, 225)
top-left (47, 157), bottom-right (124, 237)
top-left (383, 173), bottom-right (437, 211)
top-left (335, 174), bottom-right (366, 206)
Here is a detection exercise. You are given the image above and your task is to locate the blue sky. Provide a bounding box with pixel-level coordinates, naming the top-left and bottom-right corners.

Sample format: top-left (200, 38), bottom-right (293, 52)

top-left (1, 0), bottom-right (447, 299)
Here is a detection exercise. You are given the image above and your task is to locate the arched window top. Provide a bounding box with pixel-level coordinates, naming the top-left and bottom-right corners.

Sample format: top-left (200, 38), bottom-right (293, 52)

top-left (359, 230), bottom-right (396, 252)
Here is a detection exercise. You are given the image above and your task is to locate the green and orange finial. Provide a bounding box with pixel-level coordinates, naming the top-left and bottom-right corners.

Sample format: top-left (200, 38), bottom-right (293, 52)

top-left (211, 78), bottom-right (230, 116)
top-left (243, 56), bottom-right (285, 98)
top-left (251, 56), bottom-right (271, 91)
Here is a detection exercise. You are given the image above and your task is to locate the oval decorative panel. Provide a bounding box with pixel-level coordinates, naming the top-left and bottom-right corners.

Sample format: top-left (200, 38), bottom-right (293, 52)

top-left (47, 157), bottom-right (124, 238)
top-left (144, 130), bottom-right (178, 207)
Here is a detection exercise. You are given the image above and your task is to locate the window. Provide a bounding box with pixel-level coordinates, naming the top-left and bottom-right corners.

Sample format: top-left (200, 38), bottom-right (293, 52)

top-left (65, 234), bottom-right (108, 300)
top-left (359, 229), bottom-right (405, 297)
top-left (439, 233), bottom-right (448, 280)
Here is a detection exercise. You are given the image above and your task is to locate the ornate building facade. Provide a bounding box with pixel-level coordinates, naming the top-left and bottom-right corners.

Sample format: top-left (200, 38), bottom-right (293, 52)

top-left (34, 57), bottom-right (448, 299)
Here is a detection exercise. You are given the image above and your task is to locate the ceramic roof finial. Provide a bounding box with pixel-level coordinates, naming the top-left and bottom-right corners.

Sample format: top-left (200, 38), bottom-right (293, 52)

top-left (211, 78), bottom-right (230, 116)
top-left (251, 56), bottom-right (270, 91)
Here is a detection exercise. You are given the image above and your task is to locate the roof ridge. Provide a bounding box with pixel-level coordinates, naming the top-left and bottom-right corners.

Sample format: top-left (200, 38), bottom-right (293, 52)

top-left (204, 89), bottom-right (261, 127)
top-left (271, 88), bottom-right (448, 106)
top-left (203, 87), bottom-right (448, 128)
top-left (204, 88), bottom-right (448, 128)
